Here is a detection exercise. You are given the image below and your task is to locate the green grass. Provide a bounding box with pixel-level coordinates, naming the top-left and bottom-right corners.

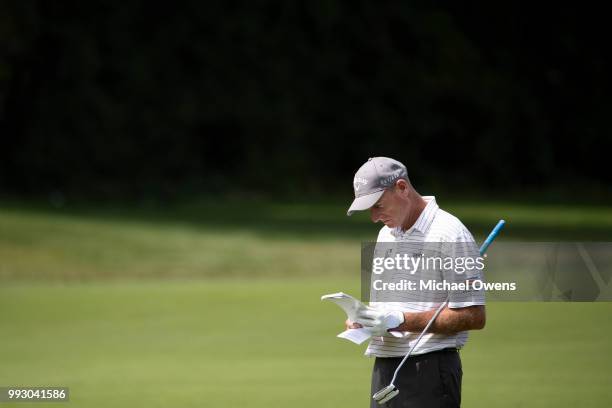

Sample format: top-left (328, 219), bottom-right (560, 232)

top-left (0, 207), bottom-right (360, 281)
top-left (0, 281), bottom-right (610, 407)
top-left (0, 200), bottom-right (610, 282)
top-left (0, 201), bottom-right (611, 407)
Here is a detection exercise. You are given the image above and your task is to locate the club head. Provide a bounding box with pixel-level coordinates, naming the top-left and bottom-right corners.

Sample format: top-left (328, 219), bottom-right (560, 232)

top-left (373, 384), bottom-right (399, 404)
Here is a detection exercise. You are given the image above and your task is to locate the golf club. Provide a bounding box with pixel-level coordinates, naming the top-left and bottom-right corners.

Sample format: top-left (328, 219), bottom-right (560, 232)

top-left (372, 219), bottom-right (506, 405)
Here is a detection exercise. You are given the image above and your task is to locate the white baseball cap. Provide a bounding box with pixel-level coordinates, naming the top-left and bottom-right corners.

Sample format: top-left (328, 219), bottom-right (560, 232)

top-left (347, 157), bottom-right (408, 216)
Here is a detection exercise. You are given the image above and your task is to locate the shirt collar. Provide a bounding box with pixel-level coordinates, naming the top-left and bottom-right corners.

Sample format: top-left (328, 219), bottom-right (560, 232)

top-left (390, 196), bottom-right (438, 238)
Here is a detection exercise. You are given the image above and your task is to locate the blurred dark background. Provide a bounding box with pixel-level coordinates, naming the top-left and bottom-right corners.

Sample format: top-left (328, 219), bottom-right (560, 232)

top-left (1, 1), bottom-right (610, 202)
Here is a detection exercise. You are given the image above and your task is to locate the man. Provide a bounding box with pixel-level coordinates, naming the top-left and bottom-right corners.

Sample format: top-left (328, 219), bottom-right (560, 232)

top-left (346, 157), bottom-right (486, 408)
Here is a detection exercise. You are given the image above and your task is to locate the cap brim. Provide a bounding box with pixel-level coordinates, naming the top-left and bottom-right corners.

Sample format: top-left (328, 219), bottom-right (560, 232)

top-left (346, 190), bottom-right (384, 216)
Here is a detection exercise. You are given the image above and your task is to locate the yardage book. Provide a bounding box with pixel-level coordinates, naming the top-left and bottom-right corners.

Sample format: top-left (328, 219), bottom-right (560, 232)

top-left (320, 292), bottom-right (373, 344)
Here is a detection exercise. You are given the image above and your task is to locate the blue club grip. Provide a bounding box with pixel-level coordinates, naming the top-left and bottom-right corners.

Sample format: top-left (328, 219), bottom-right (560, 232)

top-left (479, 220), bottom-right (505, 256)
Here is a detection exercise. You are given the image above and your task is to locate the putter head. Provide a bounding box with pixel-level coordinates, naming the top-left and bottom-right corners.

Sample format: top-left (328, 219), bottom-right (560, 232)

top-left (373, 384), bottom-right (399, 405)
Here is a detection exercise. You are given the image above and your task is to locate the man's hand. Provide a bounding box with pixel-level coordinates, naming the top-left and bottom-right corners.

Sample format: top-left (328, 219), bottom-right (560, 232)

top-left (345, 319), bottom-right (363, 330)
top-left (355, 308), bottom-right (405, 335)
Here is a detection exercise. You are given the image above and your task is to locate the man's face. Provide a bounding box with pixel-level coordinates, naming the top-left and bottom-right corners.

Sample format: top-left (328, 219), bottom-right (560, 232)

top-left (369, 186), bottom-right (410, 228)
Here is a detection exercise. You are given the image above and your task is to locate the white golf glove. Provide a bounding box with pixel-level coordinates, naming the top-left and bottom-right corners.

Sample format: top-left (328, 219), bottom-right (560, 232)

top-left (355, 307), bottom-right (405, 336)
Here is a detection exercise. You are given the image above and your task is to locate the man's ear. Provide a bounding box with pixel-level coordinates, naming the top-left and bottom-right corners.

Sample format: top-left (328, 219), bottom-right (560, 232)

top-left (395, 179), bottom-right (410, 195)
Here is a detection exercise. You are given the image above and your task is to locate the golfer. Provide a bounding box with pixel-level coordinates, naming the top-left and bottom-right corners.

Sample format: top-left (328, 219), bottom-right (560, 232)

top-left (346, 157), bottom-right (486, 408)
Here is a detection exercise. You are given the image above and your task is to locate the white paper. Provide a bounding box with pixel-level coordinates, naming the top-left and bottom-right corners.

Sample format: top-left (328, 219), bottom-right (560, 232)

top-left (321, 292), bottom-right (409, 343)
top-left (337, 328), bottom-right (372, 345)
top-left (320, 292), bottom-right (368, 321)
top-left (321, 292), bottom-right (372, 344)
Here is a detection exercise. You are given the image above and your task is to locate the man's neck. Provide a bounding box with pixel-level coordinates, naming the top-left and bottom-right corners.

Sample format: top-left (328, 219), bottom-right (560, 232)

top-left (401, 195), bottom-right (427, 231)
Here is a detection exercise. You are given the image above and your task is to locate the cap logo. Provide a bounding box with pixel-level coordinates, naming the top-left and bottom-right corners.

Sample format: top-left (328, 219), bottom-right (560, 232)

top-left (380, 170), bottom-right (403, 186)
top-left (353, 177), bottom-right (368, 191)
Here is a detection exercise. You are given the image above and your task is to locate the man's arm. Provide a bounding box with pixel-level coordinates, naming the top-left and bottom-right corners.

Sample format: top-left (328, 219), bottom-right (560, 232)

top-left (393, 305), bottom-right (486, 335)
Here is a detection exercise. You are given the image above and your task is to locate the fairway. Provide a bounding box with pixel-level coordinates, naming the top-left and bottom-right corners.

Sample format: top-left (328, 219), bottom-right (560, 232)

top-left (1, 281), bottom-right (611, 407)
top-left (1, 204), bottom-right (611, 407)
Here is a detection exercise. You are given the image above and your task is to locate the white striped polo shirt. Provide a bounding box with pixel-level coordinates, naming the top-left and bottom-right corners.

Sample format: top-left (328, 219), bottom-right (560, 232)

top-left (365, 196), bottom-right (485, 358)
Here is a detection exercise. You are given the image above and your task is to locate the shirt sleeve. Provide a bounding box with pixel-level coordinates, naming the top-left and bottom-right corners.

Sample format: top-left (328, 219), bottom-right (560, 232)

top-left (444, 225), bottom-right (486, 308)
